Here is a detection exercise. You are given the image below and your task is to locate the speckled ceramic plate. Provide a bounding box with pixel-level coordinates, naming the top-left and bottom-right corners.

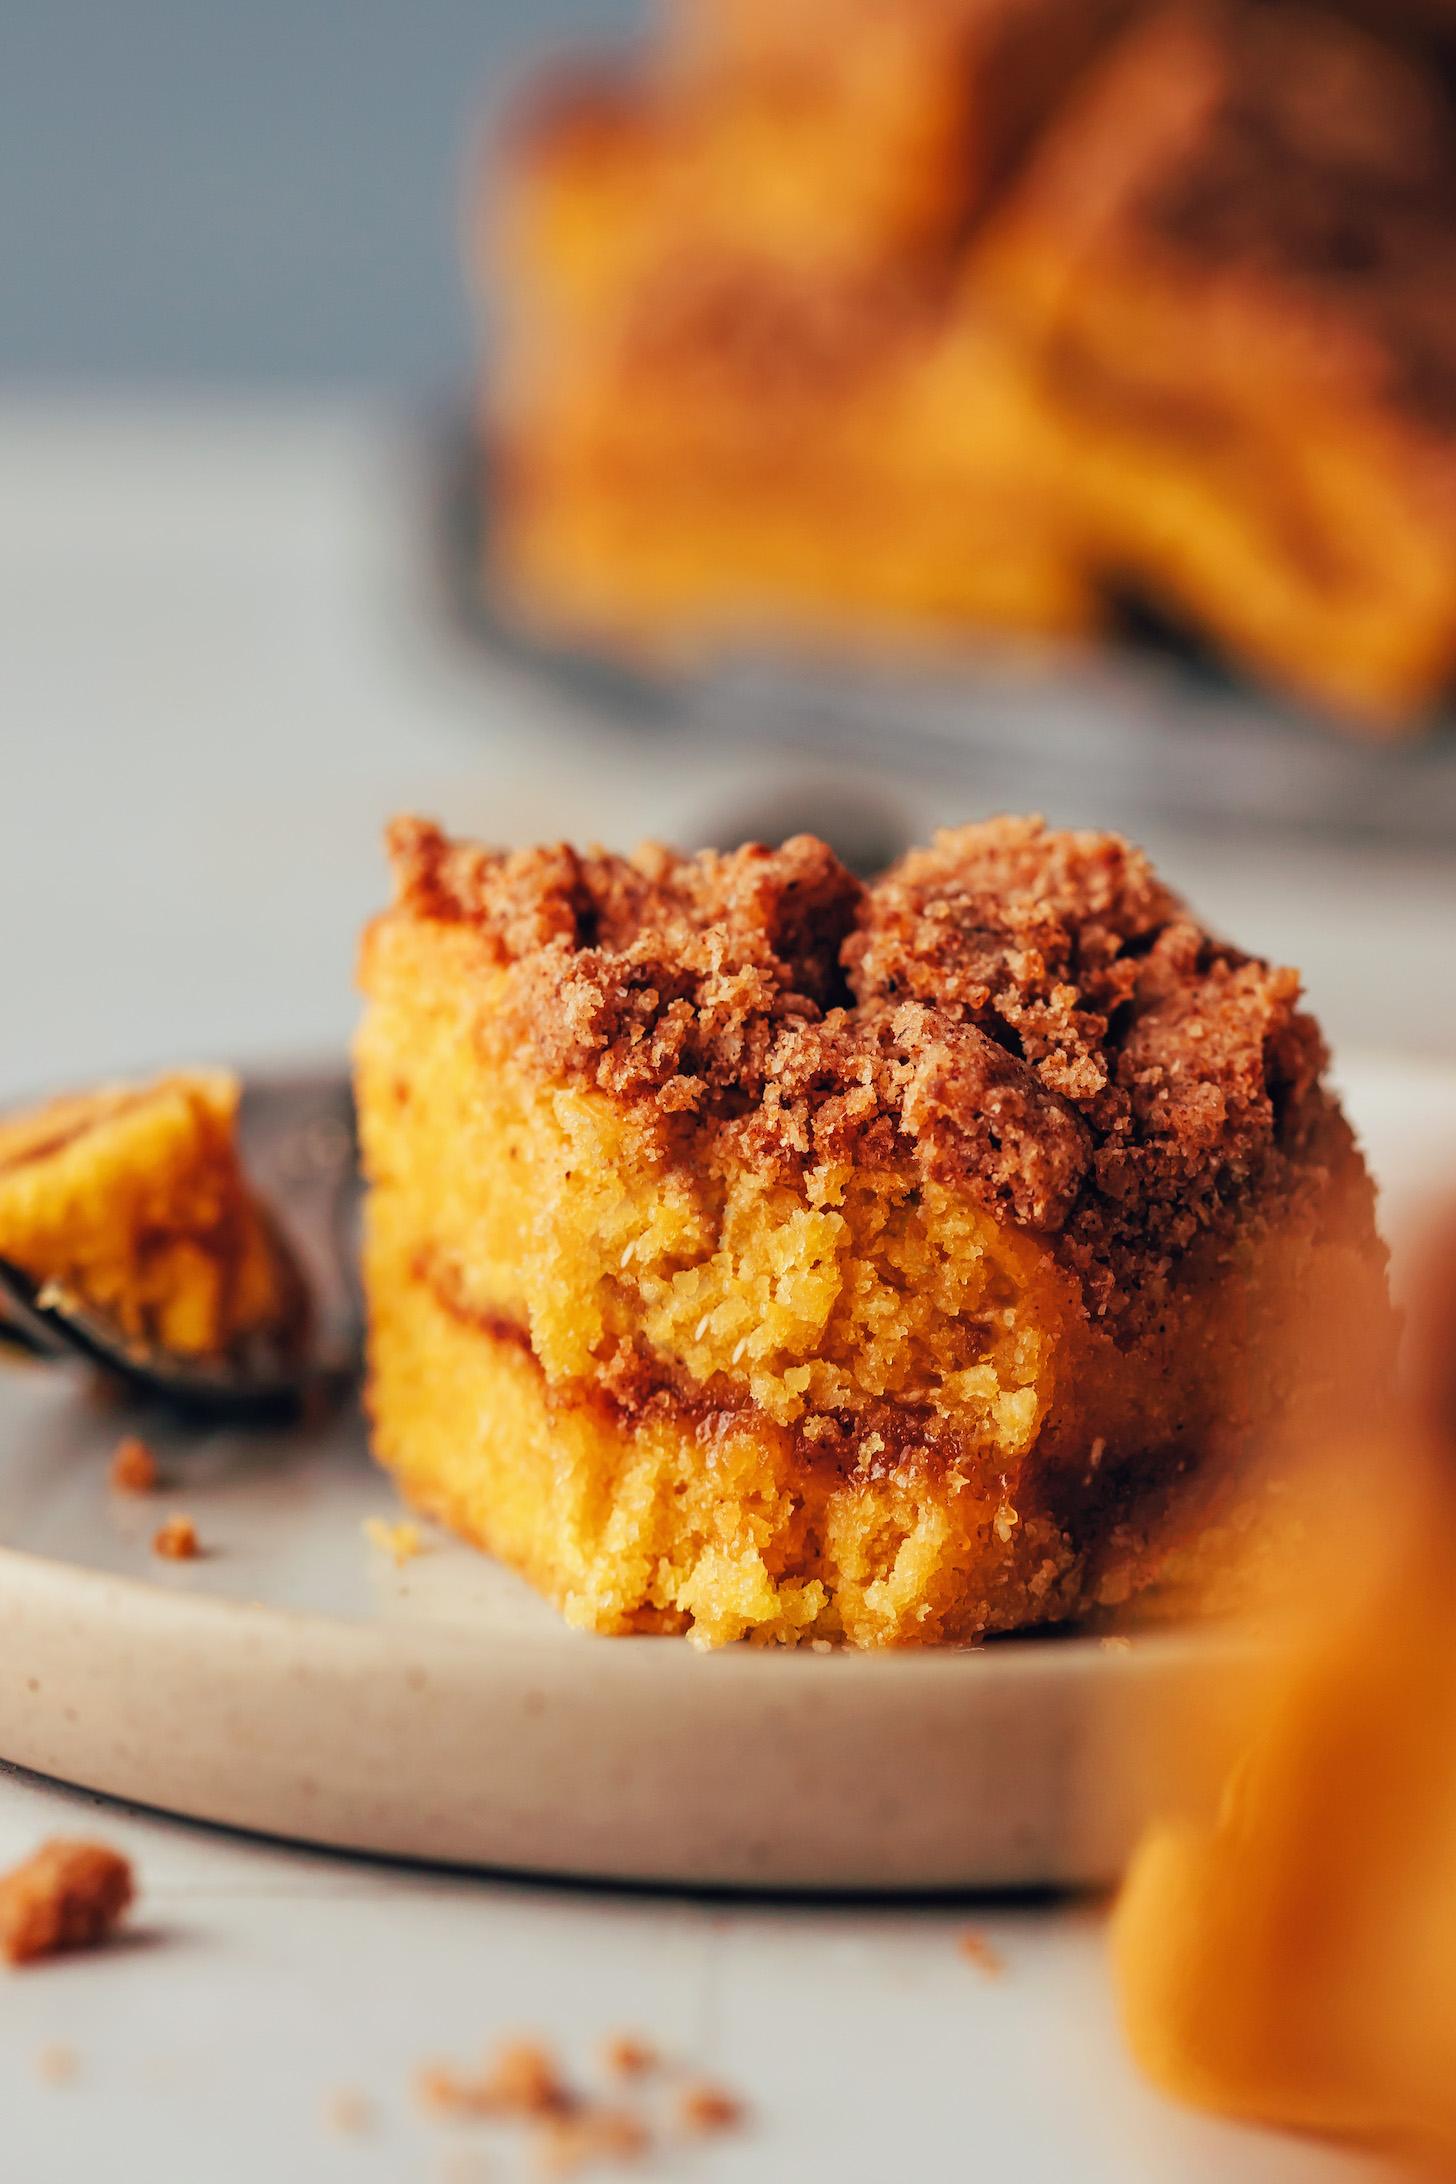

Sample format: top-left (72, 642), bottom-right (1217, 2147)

top-left (1, 1053), bottom-right (1452, 1891)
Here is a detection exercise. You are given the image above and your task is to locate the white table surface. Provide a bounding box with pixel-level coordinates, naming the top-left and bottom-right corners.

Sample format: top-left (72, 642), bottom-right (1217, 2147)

top-left (0, 400), bottom-right (1444, 2182)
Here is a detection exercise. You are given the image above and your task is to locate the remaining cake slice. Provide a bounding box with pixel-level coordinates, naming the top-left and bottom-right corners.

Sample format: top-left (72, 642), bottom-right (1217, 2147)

top-left (975, 1), bottom-right (1456, 724)
top-left (356, 815), bottom-right (1389, 1650)
top-left (0, 1071), bottom-right (305, 1362)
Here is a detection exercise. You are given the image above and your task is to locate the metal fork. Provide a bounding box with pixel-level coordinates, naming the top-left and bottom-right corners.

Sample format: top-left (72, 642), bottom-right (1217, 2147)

top-left (0, 1067), bottom-right (363, 1419)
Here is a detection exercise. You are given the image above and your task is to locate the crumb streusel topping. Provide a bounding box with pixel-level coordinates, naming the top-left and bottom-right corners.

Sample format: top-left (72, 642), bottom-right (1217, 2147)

top-left (385, 814), bottom-right (1365, 1324)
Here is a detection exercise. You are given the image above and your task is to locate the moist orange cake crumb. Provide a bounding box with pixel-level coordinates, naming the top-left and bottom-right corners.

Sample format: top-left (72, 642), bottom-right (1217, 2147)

top-left (108, 1435), bottom-right (159, 1495)
top-left (152, 1514), bottom-right (200, 1562)
top-left (0, 1070), bottom-right (307, 1365)
top-left (0, 1839), bottom-right (134, 1966)
top-left (356, 814), bottom-right (1390, 1649)
top-left (362, 1516), bottom-right (425, 1566)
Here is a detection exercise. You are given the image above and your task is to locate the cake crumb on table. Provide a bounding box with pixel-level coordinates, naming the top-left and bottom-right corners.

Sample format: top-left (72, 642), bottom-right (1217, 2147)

top-left (676, 2082), bottom-right (744, 2134)
top-left (600, 2033), bottom-right (657, 2081)
top-left (415, 2031), bottom-right (744, 2169)
top-left (35, 2044), bottom-right (79, 2085)
top-left (363, 1516), bottom-right (425, 1567)
top-left (438, 2154), bottom-right (494, 2184)
top-left (152, 1514), bottom-right (200, 1561)
top-left (958, 1930), bottom-right (1005, 1976)
top-left (480, 2039), bottom-right (570, 2117)
top-left (532, 2105), bottom-right (648, 2177)
top-left (415, 2063), bottom-right (470, 2118)
top-left (108, 1435), bottom-right (158, 1494)
top-left (325, 2088), bottom-right (373, 2136)
top-left (0, 1839), bottom-right (134, 1966)
top-left (416, 2038), bottom-right (570, 2122)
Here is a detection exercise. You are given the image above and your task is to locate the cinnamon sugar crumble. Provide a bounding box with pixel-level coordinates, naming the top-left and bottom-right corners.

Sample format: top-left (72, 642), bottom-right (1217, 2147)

top-left (386, 814), bottom-right (1357, 1329)
top-left (0, 1839), bottom-right (134, 1966)
top-left (152, 1514), bottom-right (200, 1561)
top-left (108, 1435), bottom-right (158, 1495)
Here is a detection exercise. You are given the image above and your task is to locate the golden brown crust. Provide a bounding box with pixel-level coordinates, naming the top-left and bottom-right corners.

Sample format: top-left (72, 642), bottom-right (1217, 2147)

top-left (385, 814), bottom-right (1368, 1330)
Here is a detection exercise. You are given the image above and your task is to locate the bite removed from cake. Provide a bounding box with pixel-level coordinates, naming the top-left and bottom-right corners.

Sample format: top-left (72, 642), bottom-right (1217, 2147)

top-left (356, 816), bottom-right (1389, 1649)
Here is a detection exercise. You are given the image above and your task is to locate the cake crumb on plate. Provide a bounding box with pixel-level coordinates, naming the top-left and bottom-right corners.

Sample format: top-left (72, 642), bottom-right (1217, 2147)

top-left (35, 2044), bottom-right (79, 2085)
top-left (364, 1516), bottom-right (425, 1567)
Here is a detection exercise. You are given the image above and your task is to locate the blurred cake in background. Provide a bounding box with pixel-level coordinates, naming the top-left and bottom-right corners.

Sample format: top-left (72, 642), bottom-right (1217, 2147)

top-left (476, 0), bottom-right (1456, 731)
top-left (978, 3), bottom-right (1456, 723)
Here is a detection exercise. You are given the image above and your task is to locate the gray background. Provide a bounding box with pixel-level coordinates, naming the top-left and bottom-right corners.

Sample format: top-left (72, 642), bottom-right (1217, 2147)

top-left (1, 0), bottom-right (641, 390)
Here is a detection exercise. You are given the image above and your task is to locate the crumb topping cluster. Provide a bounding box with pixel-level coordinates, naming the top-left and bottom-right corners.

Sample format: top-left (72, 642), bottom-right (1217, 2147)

top-left (386, 814), bottom-right (1351, 1321)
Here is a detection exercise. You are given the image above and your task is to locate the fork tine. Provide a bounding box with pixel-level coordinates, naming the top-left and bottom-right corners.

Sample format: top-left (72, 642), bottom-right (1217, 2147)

top-left (0, 1259), bottom-right (73, 1360)
top-left (0, 1256), bottom-right (304, 1418)
top-left (0, 1066), bottom-right (360, 1419)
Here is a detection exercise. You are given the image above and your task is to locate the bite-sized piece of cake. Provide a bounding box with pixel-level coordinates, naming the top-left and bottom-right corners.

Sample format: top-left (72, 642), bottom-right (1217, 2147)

top-left (975, 1), bottom-right (1456, 725)
top-left (0, 1071), bottom-right (305, 1361)
top-left (356, 815), bottom-right (1389, 1650)
top-left (484, 81), bottom-right (1094, 659)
